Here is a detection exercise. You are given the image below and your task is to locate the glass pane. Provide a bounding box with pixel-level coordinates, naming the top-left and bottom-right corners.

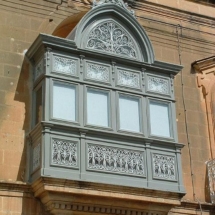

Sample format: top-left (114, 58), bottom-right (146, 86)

top-left (53, 82), bottom-right (76, 121)
top-left (149, 101), bottom-right (170, 137)
top-left (119, 95), bottom-right (140, 132)
top-left (35, 87), bottom-right (42, 125)
top-left (87, 89), bottom-right (109, 127)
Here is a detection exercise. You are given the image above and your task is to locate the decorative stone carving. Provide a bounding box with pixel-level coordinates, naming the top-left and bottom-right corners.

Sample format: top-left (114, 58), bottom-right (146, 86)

top-left (34, 59), bottom-right (44, 81)
top-left (52, 139), bottom-right (78, 167)
top-left (47, 202), bottom-right (165, 215)
top-left (207, 159), bottom-right (215, 204)
top-left (32, 143), bottom-right (40, 171)
top-left (118, 70), bottom-right (140, 88)
top-left (92, 0), bottom-right (135, 17)
top-left (53, 56), bottom-right (77, 75)
top-left (87, 21), bottom-right (137, 59)
top-left (152, 154), bottom-right (176, 180)
top-left (148, 76), bottom-right (169, 94)
top-left (88, 144), bottom-right (145, 176)
top-left (86, 63), bottom-right (109, 82)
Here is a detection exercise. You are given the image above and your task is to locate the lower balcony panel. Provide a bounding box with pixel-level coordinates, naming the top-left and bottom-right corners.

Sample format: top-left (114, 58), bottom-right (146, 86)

top-left (30, 130), bottom-right (185, 194)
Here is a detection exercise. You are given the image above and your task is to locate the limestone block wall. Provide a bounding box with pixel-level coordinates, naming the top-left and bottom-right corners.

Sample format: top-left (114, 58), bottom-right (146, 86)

top-left (0, 0), bottom-right (215, 214)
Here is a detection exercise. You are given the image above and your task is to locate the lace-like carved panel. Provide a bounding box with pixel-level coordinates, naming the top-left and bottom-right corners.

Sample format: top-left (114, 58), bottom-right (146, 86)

top-left (53, 56), bottom-right (77, 75)
top-left (52, 139), bottom-right (77, 167)
top-left (33, 143), bottom-right (40, 171)
top-left (152, 154), bottom-right (176, 180)
top-left (87, 21), bottom-right (137, 59)
top-left (148, 76), bottom-right (169, 94)
top-left (118, 70), bottom-right (140, 88)
top-left (34, 59), bottom-right (44, 81)
top-left (86, 63), bottom-right (109, 82)
top-left (207, 159), bottom-right (215, 204)
top-left (88, 144), bottom-right (145, 176)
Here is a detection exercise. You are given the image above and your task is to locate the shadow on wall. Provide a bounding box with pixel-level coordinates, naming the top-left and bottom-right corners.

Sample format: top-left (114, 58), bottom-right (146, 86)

top-left (14, 59), bottom-right (50, 214)
top-left (14, 59), bottom-right (31, 182)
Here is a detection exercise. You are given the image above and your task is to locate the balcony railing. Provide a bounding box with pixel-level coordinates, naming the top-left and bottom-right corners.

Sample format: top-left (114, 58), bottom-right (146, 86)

top-left (207, 159), bottom-right (215, 204)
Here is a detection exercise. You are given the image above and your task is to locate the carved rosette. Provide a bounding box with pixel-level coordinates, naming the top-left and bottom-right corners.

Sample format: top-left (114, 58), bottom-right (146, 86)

top-left (52, 139), bottom-right (78, 167)
top-left (87, 144), bottom-right (145, 176)
top-left (118, 70), bottom-right (140, 88)
top-left (86, 63), bottom-right (110, 82)
top-left (152, 154), bottom-right (176, 180)
top-left (53, 56), bottom-right (77, 75)
top-left (148, 76), bottom-right (169, 94)
top-left (87, 21), bottom-right (137, 59)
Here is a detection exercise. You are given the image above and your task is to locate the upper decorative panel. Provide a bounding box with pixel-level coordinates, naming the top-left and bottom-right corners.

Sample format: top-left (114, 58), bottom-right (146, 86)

top-left (118, 69), bottom-right (140, 89)
top-left (53, 55), bottom-right (77, 76)
top-left (86, 20), bottom-right (138, 59)
top-left (148, 76), bottom-right (169, 95)
top-left (86, 62), bottom-right (110, 83)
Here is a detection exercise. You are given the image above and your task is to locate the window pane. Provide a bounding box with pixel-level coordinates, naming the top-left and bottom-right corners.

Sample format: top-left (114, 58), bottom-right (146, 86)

top-left (35, 87), bottom-right (42, 125)
top-left (149, 101), bottom-right (170, 137)
top-left (87, 89), bottom-right (109, 127)
top-left (53, 82), bottom-right (76, 121)
top-left (119, 95), bottom-right (140, 132)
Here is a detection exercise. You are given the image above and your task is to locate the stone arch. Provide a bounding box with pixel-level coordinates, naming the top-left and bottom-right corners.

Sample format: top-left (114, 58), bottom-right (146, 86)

top-left (52, 11), bottom-right (88, 38)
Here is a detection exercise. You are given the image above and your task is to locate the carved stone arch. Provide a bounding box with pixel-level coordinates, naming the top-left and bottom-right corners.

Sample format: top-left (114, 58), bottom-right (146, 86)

top-left (211, 83), bottom-right (215, 131)
top-left (192, 56), bottom-right (215, 159)
top-left (67, 3), bottom-right (155, 63)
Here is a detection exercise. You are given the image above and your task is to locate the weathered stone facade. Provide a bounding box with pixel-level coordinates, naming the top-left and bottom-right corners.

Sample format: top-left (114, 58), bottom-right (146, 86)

top-left (0, 0), bottom-right (215, 214)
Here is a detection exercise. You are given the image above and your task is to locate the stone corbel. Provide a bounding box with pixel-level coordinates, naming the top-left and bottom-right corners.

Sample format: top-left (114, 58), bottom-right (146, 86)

top-left (192, 56), bottom-right (215, 97)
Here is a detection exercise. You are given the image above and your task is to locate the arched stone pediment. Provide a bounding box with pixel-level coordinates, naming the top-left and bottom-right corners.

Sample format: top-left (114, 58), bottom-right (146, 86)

top-left (67, 2), bottom-right (155, 63)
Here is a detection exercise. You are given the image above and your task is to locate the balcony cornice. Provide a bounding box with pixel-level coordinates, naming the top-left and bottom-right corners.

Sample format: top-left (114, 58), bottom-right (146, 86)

top-left (32, 177), bottom-right (184, 215)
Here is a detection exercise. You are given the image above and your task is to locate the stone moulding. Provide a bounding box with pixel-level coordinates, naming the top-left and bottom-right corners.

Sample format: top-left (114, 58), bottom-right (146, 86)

top-left (32, 177), bottom-right (183, 215)
top-left (47, 202), bottom-right (165, 215)
top-left (92, 0), bottom-right (135, 17)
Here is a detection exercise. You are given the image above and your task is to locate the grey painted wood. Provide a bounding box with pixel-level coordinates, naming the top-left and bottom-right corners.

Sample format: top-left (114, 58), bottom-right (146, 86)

top-left (27, 2), bottom-right (185, 194)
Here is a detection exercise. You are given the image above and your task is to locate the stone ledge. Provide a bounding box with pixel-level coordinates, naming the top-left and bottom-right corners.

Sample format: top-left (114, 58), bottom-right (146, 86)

top-left (0, 180), bottom-right (32, 193)
top-left (31, 177), bottom-right (184, 215)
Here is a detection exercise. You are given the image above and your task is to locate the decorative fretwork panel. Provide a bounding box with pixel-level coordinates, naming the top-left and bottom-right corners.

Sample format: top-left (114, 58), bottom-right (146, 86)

top-left (148, 76), bottom-right (169, 94)
top-left (86, 63), bottom-right (109, 82)
top-left (118, 70), bottom-right (140, 88)
top-left (207, 159), bottom-right (215, 204)
top-left (87, 144), bottom-right (145, 176)
top-left (34, 59), bottom-right (44, 81)
top-left (32, 143), bottom-right (40, 171)
top-left (87, 21), bottom-right (137, 59)
top-left (52, 139), bottom-right (78, 167)
top-left (53, 56), bottom-right (77, 75)
top-left (152, 154), bottom-right (176, 180)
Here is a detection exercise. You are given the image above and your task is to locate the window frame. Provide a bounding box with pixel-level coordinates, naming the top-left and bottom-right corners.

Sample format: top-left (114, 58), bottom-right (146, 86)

top-left (84, 85), bottom-right (113, 131)
top-left (116, 91), bottom-right (144, 135)
top-left (147, 98), bottom-right (175, 140)
top-left (50, 79), bottom-right (80, 125)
